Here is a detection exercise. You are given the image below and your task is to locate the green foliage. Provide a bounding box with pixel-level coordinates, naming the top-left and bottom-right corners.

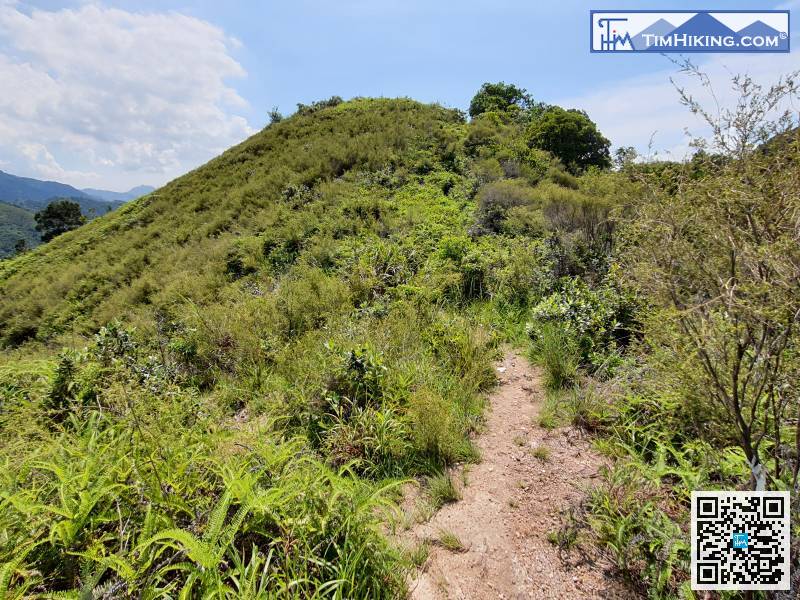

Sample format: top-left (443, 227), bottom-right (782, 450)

top-left (587, 464), bottom-right (689, 598)
top-left (526, 107), bottom-right (611, 173)
top-left (474, 179), bottom-right (537, 233)
top-left (468, 82), bottom-right (539, 118)
top-left (45, 351), bottom-right (78, 417)
top-left (425, 472), bottom-right (461, 509)
top-left (33, 199), bottom-right (86, 243)
top-left (620, 71), bottom-right (800, 488)
top-left (527, 277), bottom-right (635, 372)
top-left (528, 322), bottom-right (579, 390)
top-left (0, 202), bottom-right (39, 258)
top-left (9, 78), bottom-right (791, 599)
top-left (296, 95), bottom-right (344, 116)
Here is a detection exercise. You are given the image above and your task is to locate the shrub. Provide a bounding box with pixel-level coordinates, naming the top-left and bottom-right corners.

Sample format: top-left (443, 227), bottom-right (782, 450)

top-left (406, 387), bottom-right (461, 464)
top-left (296, 95), bottom-right (343, 116)
top-left (474, 179), bottom-right (538, 233)
top-left (526, 277), bottom-right (635, 371)
top-left (487, 239), bottom-right (553, 306)
top-left (272, 266), bottom-right (350, 338)
top-left (546, 164), bottom-right (579, 189)
top-left (45, 351), bottom-right (78, 417)
top-left (327, 345), bottom-right (388, 407)
top-left (321, 400), bottom-right (411, 477)
top-left (528, 322), bottom-right (579, 390)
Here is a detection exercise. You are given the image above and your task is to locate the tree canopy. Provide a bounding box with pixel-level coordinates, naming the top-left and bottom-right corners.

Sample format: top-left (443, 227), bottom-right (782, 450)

top-left (34, 199), bottom-right (85, 242)
top-left (468, 82), bottom-right (536, 118)
top-left (525, 107), bottom-right (611, 173)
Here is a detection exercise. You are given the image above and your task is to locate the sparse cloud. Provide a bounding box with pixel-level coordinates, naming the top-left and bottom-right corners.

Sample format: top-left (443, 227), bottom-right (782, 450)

top-left (559, 41), bottom-right (800, 160)
top-left (0, 3), bottom-right (255, 189)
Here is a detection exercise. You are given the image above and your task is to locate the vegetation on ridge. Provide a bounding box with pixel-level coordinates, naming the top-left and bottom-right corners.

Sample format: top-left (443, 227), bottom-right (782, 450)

top-left (0, 68), bottom-right (798, 598)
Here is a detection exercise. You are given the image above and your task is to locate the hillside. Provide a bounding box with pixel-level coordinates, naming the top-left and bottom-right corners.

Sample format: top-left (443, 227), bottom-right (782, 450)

top-left (0, 202), bottom-right (38, 257)
top-left (0, 87), bottom-right (797, 598)
top-left (0, 98), bottom-right (479, 345)
top-left (0, 197), bottom-right (131, 257)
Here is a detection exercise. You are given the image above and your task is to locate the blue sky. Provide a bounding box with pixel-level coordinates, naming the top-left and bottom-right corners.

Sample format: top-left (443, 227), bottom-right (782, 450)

top-left (0, 0), bottom-right (797, 190)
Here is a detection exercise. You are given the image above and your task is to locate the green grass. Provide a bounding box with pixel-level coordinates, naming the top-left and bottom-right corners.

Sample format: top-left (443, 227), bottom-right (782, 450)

top-left (426, 472), bottom-right (461, 509)
top-left (528, 322), bottom-right (579, 390)
top-left (531, 445), bottom-right (551, 461)
top-left (436, 529), bottom-right (466, 552)
top-left (404, 541), bottom-right (431, 568)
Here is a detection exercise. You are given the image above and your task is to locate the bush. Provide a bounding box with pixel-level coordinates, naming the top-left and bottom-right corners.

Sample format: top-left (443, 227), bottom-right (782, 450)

top-left (474, 179), bottom-right (537, 233)
top-left (487, 239), bottom-right (553, 306)
top-left (526, 277), bottom-right (635, 372)
top-left (528, 322), bottom-right (579, 390)
top-left (272, 266), bottom-right (350, 338)
top-left (321, 400), bottom-right (411, 477)
top-left (45, 351), bottom-right (78, 417)
top-left (296, 95), bottom-right (343, 116)
top-left (407, 387), bottom-right (462, 464)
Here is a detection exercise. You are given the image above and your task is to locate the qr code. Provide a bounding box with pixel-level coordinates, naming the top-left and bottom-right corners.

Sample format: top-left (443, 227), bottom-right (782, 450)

top-left (691, 491), bottom-right (790, 590)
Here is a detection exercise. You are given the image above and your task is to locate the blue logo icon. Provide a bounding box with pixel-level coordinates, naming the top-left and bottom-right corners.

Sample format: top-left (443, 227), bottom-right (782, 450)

top-left (732, 532), bottom-right (748, 549)
top-left (591, 11), bottom-right (790, 53)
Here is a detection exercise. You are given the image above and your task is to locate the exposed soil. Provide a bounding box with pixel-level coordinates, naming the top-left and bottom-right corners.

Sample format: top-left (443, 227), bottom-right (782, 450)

top-left (402, 352), bottom-right (633, 600)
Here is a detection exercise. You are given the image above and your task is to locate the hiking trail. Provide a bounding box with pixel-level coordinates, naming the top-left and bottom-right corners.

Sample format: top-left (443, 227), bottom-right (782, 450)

top-left (402, 351), bottom-right (631, 599)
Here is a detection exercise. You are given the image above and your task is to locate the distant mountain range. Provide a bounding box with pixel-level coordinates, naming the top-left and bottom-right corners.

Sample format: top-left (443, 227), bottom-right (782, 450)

top-left (0, 170), bottom-right (154, 257)
top-left (82, 185), bottom-right (155, 203)
top-left (0, 170), bottom-right (153, 211)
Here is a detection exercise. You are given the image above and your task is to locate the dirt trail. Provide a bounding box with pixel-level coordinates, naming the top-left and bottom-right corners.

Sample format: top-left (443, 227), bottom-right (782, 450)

top-left (404, 352), bottom-right (630, 600)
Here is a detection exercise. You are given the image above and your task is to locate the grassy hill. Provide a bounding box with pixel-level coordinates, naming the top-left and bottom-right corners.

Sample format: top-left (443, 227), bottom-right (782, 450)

top-left (0, 98), bottom-right (477, 345)
top-left (0, 202), bottom-right (38, 257)
top-left (1, 96), bottom-right (582, 596)
top-left (0, 87), bottom-right (797, 598)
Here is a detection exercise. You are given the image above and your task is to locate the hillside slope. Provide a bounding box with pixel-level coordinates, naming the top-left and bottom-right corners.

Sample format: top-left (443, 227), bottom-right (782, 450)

top-left (0, 98), bottom-right (469, 346)
top-left (0, 202), bottom-right (38, 257)
top-left (0, 95), bottom-right (633, 597)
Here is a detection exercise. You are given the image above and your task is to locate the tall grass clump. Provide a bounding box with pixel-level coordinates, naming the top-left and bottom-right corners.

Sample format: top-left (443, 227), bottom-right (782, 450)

top-left (528, 322), bottom-right (579, 390)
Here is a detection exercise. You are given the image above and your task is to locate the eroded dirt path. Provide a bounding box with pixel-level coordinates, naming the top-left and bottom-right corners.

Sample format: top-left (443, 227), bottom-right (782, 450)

top-left (403, 352), bottom-right (629, 600)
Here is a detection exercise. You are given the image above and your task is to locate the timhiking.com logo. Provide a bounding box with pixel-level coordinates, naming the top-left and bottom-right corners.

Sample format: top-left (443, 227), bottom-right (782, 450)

top-left (591, 10), bottom-right (790, 53)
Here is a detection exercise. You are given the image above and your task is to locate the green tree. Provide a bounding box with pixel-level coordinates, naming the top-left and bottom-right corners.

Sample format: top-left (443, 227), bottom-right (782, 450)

top-left (468, 82), bottom-right (537, 118)
top-left (13, 238), bottom-right (28, 255)
top-left (526, 107), bottom-right (611, 173)
top-left (268, 106), bottom-right (283, 124)
top-left (34, 199), bottom-right (85, 242)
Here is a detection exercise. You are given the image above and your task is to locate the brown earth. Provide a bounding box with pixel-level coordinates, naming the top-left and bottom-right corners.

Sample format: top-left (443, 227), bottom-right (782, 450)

top-left (401, 352), bottom-right (634, 600)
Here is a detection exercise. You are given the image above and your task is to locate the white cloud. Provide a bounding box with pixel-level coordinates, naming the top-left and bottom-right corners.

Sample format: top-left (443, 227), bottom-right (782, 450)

top-left (0, 3), bottom-right (255, 189)
top-left (559, 48), bottom-right (800, 161)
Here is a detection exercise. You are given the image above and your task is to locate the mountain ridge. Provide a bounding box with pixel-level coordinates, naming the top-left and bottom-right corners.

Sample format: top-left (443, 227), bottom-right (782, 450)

top-left (82, 185), bottom-right (155, 203)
